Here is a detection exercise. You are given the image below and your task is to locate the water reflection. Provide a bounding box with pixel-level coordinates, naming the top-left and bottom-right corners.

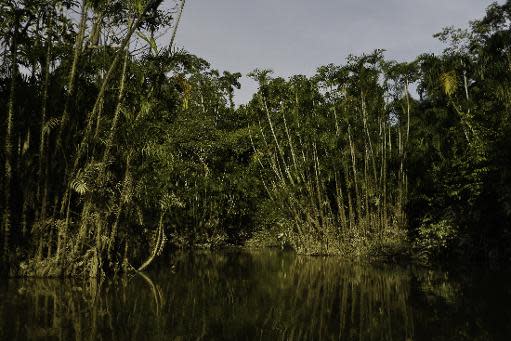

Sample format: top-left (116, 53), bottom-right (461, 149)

top-left (1, 250), bottom-right (510, 340)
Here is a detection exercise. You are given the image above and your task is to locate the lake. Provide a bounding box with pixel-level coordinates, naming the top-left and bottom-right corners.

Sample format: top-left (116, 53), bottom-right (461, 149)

top-left (1, 249), bottom-right (510, 340)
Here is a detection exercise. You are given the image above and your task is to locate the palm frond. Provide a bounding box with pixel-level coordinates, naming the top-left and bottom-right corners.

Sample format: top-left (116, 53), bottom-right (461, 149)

top-left (440, 71), bottom-right (458, 97)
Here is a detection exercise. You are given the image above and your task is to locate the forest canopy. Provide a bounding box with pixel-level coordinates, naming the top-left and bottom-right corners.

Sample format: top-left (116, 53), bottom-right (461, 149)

top-left (1, 0), bottom-right (511, 277)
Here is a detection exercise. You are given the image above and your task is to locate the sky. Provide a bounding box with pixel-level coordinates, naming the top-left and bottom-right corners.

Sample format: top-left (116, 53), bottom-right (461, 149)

top-left (169, 0), bottom-right (502, 104)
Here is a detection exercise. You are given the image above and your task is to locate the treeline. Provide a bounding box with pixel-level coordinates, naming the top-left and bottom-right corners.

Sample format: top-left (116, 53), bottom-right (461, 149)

top-left (1, 0), bottom-right (510, 277)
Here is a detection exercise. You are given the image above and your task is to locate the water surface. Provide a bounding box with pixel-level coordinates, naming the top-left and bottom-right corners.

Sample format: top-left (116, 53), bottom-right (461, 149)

top-left (1, 250), bottom-right (510, 340)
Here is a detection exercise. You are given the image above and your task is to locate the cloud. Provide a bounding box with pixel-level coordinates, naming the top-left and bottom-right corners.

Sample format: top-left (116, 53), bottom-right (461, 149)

top-left (169, 0), bottom-right (501, 104)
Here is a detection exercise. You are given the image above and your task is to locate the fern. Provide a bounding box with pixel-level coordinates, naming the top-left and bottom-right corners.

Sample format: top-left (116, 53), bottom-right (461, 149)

top-left (43, 117), bottom-right (61, 135)
top-left (71, 178), bottom-right (88, 195)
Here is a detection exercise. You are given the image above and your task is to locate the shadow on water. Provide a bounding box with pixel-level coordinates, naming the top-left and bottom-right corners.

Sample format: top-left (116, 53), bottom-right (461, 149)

top-left (1, 250), bottom-right (511, 340)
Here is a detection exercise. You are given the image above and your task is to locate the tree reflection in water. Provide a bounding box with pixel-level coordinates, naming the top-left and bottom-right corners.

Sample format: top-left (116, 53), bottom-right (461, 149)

top-left (1, 250), bottom-right (510, 340)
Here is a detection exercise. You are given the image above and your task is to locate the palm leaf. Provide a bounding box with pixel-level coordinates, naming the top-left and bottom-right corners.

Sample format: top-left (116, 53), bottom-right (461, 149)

top-left (440, 71), bottom-right (458, 97)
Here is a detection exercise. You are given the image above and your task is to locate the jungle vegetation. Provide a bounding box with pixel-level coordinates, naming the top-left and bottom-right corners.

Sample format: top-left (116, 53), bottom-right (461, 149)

top-left (1, 0), bottom-right (511, 277)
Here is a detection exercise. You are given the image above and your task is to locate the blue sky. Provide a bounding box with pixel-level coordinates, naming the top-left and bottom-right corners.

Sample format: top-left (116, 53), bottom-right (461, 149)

top-left (170, 0), bottom-right (502, 104)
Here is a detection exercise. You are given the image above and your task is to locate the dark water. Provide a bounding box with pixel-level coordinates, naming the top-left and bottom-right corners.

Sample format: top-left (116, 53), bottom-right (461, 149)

top-left (1, 250), bottom-right (510, 340)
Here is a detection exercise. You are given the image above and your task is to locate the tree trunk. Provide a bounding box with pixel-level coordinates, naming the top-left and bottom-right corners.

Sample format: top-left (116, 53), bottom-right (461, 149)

top-left (37, 11), bottom-right (53, 224)
top-left (169, 0), bottom-right (186, 50)
top-left (138, 211), bottom-right (165, 271)
top-left (54, 0), bottom-right (88, 153)
top-left (2, 33), bottom-right (17, 266)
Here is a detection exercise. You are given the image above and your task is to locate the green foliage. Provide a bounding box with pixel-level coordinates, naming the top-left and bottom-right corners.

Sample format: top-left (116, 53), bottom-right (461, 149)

top-left (406, 1), bottom-right (511, 262)
top-left (2, 0), bottom-right (511, 277)
top-left (415, 216), bottom-right (459, 260)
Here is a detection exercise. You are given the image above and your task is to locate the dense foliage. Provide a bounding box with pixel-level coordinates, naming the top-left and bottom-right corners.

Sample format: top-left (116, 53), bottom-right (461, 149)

top-left (1, 0), bottom-right (510, 276)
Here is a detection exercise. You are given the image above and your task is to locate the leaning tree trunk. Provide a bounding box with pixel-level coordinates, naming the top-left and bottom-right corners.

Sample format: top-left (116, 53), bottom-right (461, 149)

top-left (138, 211), bottom-right (165, 272)
top-left (54, 0), bottom-right (88, 153)
top-left (53, 0), bottom-right (88, 261)
top-left (169, 0), bottom-right (186, 50)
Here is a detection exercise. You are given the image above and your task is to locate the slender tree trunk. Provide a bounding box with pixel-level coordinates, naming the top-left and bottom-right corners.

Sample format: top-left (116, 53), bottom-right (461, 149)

top-left (54, 0), bottom-right (88, 153)
top-left (361, 93), bottom-right (378, 183)
top-left (398, 80), bottom-right (411, 227)
top-left (347, 125), bottom-right (362, 224)
top-left (87, 9), bottom-right (104, 49)
top-left (138, 211), bottom-right (165, 271)
top-left (169, 0), bottom-right (186, 50)
top-left (102, 48), bottom-right (129, 165)
top-left (261, 95), bottom-right (294, 184)
top-left (108, 155), bottom-right (132, 256)
top-left (37, 11), bottom-right (53, 223)
top-left (94, 42), bottom-right (129, 259)
top-left (2, 33), bottom-right (17, 266)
